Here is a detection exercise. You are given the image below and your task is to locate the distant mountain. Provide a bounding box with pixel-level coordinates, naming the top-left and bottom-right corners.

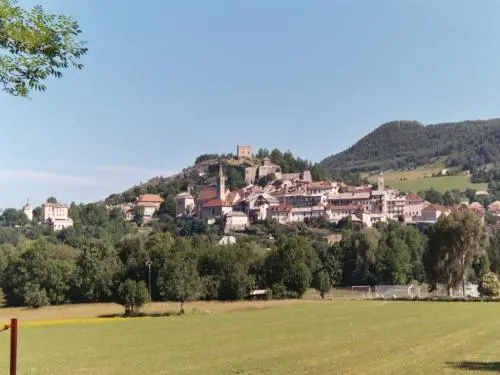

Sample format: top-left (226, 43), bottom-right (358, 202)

top-left (320, 119), bottom-right (500, 173)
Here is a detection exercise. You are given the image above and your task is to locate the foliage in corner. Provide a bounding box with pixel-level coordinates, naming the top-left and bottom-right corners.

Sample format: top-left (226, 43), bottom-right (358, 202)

top-left (0, 0), bottom-right (87, 96)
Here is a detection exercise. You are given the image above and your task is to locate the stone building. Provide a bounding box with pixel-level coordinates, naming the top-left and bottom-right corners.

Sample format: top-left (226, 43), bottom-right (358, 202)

top-left (237, 145), bottom-right (252, 161)
top-left (175, 187), bottom-right (195, 216)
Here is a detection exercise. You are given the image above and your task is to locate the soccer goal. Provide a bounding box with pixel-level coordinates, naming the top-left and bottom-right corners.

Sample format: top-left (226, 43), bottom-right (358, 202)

top-left (374, 285), bottom-right (420, 299)
top-left (351, 285), bottom-right (372, 299)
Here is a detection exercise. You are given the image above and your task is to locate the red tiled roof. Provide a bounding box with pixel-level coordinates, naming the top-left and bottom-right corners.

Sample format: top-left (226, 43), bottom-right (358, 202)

top-left (308, 181), bottom-right (332, 189)
top-left (488, 201), bottom-right (500, 209)
top-left (197, 187), bottom-right (217, 201)
top-left (406, 193), bottom-right (423, 201)
top-left (469, 202), bottom-right (484, 210)
top-left (422, 204), bottom-right (451, 213)
top-left (137, 194), bottom-right (164, 204)
top-left (203, 199), bottom-right (233, 208)
top-left (326, 204), bottom-right (361, 211)
top-left (268, 204), bottom-right (293, 212)
top-left (226, 191), bottom-right (239, 204)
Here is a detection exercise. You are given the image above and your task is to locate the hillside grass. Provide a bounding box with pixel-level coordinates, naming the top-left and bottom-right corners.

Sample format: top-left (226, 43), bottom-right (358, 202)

top-left (1, 300), bottom-right (500, 374)
top-left (365, 167), bottom-right (488, 193)
top-left (387, 175), bottom-right (487, 193)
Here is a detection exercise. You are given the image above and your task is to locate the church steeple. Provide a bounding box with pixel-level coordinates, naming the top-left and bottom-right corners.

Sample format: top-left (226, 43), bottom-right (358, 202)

top-left (217, 164), bottom-right (226, 201)
top-left (377, 171), bottom-right (385, 191)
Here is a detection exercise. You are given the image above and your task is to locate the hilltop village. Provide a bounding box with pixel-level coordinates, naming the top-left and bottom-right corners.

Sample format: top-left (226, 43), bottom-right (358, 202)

top-left (100, 145), bottom-right (498, 234)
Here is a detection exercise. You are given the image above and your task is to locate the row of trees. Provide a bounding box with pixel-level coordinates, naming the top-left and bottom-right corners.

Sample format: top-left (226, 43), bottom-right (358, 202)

top-left (0, 202), bottom-right (496, 313)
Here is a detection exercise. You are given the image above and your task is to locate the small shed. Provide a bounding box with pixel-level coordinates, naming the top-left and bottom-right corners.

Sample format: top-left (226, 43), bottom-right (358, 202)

top-left (249, 289), bottom-right (268, 300)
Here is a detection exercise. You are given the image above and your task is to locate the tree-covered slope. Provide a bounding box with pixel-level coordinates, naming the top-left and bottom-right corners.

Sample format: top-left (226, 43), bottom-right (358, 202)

top-left (320, 119), bottom-right (500, 172)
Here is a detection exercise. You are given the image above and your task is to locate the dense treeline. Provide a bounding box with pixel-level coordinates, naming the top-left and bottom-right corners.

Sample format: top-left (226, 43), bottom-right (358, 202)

top-left (256, 148), bottom-right (330, 181)
top-left (320, 119), bottom-right (500, 173)
top-left (417, 189), bottom-right (464, 206)
top-left (0, 200), bottom-right (496, 311)
top-left (471, 166), bottom-right (500, 183)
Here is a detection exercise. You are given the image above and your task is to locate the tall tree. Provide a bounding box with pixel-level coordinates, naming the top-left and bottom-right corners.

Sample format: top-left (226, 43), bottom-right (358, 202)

top-left (0, 0), bottom-right (87, 96)
top-left (157, 239), bottom-right (201, 313)
top-left (424, 210), bottom-right (486, 296)
top-left (73, 239), bottom-right (122, 302)
top-left (487, 228), bottom-right (500, 275)
top-left (0, 208), bottom-right (29, 227)
top-left (263, 235), bottom-right (318, 297)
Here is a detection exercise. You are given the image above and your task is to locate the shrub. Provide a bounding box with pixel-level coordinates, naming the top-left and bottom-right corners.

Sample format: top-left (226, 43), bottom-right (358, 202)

top-left (24, 284), bottom-right (50, 308)
top-left (478, 272), bottom-right (500, 297)
top-left (116, 279), bottom-right (148, 316)
top-left (312, 269), bottom-right (331, 299)
top-left (271, 283), bottom-right (287, 300)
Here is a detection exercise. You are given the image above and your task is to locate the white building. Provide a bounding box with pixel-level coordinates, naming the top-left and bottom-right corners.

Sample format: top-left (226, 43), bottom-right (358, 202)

top-left (22, 199), bottom-right (33, 221)
top-left (136, 194), bottom-right (164, 218)
top-left (418, 204), bottom-right (451, 223)
top-left (41, 202), bottom-right (73, 231)
top-left (175, 188), bottom-right (195, 216)
top-left (224, 211), bottom-right (249, 232)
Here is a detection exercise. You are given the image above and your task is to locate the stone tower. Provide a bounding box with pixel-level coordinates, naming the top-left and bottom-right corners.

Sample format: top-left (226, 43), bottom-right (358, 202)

top-left (217, 164), bottom-right (226, 201)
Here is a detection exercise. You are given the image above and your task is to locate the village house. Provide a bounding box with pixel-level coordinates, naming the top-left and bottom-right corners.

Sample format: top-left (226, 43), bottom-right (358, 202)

top-left (136, 194), bottom-right (164, 220)
top-left (290, 207), bottom-right (313, 222)
top-left (267, 204), bottom-right (293, 224)
top-left (41, 201), bottom-right (73, 231)
top-left (418, 204), bottom-right (451, 223)
top-left (468, 201), bottom-right (485, 215)
top-left (277, 192), bottom-right (325, 208)
top-left (307, 181), bottom-right (339, 195)
top-left (325, 204), bottom-right (362, 223)
top-left (327, 192), bottom-right (372, 211)
top-left (488, 201), bottom-right (500, 216)
top-left (236, 192), bottom-right (279, 221)
top-left (175, 188), bottom-right (195, 216)
top-left (385, 191), bottom-right (407, 220)
top-left (403, 193), bottom-right (425, 222)
top-left (223, 211), bottom-right (249, 232)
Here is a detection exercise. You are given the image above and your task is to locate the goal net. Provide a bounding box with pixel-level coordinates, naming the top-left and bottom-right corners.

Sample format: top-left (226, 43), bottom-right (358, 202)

top-left (374, 285), bottom-right (419, 299)
top-left (351, 286), bottom-right (372, 299)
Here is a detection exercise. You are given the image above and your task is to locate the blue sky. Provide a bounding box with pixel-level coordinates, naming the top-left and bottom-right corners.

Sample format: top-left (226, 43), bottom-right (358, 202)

top-left (2, 0), bottom-right (500, 208)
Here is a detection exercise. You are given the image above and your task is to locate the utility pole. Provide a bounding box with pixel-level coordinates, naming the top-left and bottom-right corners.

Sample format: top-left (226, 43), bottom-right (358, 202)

top-left (145, 261), bottom-right (153, 302)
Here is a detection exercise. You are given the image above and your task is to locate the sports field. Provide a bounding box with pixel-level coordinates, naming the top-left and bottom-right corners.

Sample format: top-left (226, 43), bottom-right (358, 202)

top-left (0, 300), bottom-right (499, 374)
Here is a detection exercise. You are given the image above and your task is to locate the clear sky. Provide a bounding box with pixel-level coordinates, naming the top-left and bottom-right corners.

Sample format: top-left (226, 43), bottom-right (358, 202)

top-left (2, 0), bottom-right (500, 208)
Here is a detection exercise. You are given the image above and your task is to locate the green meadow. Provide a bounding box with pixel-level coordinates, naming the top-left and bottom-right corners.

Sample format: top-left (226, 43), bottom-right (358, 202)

top-left (0, 300), bottom-right (499, 374)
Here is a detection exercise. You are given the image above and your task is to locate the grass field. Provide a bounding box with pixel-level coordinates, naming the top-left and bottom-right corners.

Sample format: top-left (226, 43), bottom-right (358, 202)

top-left (387, 175), bottom-right (488, 193)
top-left (0, 300), bottom-right (500, 374)
top-left (365, 167), bottom-right (488, 193)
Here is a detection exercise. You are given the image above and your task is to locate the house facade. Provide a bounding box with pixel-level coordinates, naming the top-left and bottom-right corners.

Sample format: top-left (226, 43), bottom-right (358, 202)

top-left (41, 202), bottom-right (73, 230)
top-left (136, 194), bottom-right (164, 219)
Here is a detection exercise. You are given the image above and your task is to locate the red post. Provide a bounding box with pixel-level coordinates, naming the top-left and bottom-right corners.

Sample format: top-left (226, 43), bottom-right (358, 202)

top-left (10, 318), bottom-right (17, 375)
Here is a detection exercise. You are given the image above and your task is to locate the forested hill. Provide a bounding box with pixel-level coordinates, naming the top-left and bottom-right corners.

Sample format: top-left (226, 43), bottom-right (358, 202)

top-left (320, 119), bottom-right (500, 173)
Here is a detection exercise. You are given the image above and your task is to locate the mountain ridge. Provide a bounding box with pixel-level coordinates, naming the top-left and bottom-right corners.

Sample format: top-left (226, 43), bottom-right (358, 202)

top-left (320, 118), bottom-right (500, 173)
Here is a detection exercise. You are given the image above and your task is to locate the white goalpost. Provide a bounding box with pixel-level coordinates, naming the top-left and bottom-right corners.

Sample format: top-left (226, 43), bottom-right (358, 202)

top-left (351, 285), bottom-right (372, 299)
